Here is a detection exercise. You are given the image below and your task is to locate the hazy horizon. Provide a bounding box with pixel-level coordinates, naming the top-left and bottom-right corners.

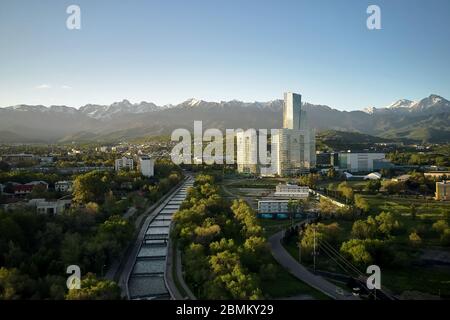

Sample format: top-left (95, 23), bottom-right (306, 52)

top-left (0, 92), bottom-right (448, 112)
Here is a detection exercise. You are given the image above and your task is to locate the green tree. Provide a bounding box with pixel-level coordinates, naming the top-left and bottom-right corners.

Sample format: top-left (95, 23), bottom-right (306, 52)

top-left (300, 223), bottom-right (340, 259)
top-left (73, 171), bottom-right (110, 204)
top-left (65, 273), bottom-right (120, 300)
top-left (354, 194), bottom-right (369, 213)
top-left (351, 219), bottom-right (376, 239)
top-left (409, 232), bottom-right (422, 247)
top-left (337, 182), bottom-right (354, 202)
top-left (441, 229), bottom-right (450, 246)
top-left (340, 239), bottom-right (372, 267)
top-left (375, 211), bottom-right (400, 237)
top-left (318, 197), bottom-right (338, 218)
top-left (383, 180), bottom-right (405, 195)
top-left (0, 267), bottom-right (34, 300)
top-left (432, 220), bottom-right (449, 234)
top-left (365, 179), bottom-right (381, 194)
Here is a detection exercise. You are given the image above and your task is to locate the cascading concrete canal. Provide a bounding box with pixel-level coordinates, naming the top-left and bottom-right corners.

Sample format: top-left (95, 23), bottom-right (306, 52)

top-left (127, 177), bottom-right (194, 299)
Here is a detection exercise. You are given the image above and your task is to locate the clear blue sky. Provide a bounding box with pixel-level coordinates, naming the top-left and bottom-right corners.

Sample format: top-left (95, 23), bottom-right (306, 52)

top-left (0, 0), bottom-right (449, 110)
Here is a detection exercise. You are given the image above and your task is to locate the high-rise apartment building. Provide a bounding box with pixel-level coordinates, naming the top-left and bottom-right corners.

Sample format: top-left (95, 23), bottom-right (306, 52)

top-left (236, 92), bottom-right (316, 177)
top-left (272, 92), bottom-right (316, 176)
top-left (236, 129), bottom-right (259, 174)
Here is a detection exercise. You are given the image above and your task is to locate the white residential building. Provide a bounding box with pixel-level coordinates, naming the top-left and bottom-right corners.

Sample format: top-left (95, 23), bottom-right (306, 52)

top-left (115, 157), bottom-right (134, 171)
top-left (55, 181), bottom-right (73, 192)
top-left (236, 129), bottom-right (259, 174)
top-left (139, 155), bottom-right (155, 177)
top-left (236, 92), bottom-right (316, 177)
top-left (274, 183), bottom-right (309, 198)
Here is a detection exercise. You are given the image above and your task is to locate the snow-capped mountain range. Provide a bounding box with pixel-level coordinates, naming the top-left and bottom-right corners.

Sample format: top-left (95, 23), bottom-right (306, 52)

top-left (0, 94), bottom-right (449, 143)
top-left (363, 94), bottom-right (450, 114)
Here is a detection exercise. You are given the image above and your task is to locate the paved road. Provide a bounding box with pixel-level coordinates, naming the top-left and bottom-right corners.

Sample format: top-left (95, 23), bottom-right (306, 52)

top-left (268, 228), bottom-right (360, 300)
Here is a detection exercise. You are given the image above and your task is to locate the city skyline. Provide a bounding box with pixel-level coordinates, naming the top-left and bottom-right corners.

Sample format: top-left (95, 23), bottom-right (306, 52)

top-left (1, 0), bottom-right (450, 110)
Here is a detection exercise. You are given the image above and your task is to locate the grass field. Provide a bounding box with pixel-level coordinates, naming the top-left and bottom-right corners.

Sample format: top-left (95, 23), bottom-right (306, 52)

top-left (362, 194), bottom-right (450, 217)
top-left (259, 218), bottom-right (305, 237)
top-left (317, 180), bottom-right (368, 191)
top-left (261, 258), bottom-right (329, 300)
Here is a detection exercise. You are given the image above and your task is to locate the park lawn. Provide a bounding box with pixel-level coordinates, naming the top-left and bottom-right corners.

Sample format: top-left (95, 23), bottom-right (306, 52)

top-left (259, 218), bottom-right (304, 237)
top-left (284, 234), bottom-right (450, 298)
top-left (282, 235), bottom-right (347, 274)
top-left (226, 177), bottom-right (287, 189)
top-left (362, 194), bottom-right (450, 217)
top-left (382, 265), bottom-right (450, 298)
top-left (261, 256), bottom-right (329, 300)
top-left (317, 180), bottom-right (368, 191)
top-left (361, 194), bottom-right (447, 245)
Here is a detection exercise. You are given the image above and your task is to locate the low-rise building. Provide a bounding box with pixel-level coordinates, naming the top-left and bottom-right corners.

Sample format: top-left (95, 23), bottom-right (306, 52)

top-left (13, 184), bottom-right (34, 195)
top-left (435, 181), bottom-right (450, 201)
top-left (0, 153), bottom-right (35, 164)
top-left (12, 181), bottom-right (48, 195)
top-left (29, 198), bottom-right (71, 215)
top-left (26, 181), bottom-right (48, 189)
top-left (274, 183), bottom-right (309, 198)
top-left (425, 171), bottom-right (450, 180)
top-left (115, 157), bottom-right (134, 171)
top-left (364, 172), bottom-right (382, 180)
top-left (337, 152), bottom-right (386, 172)
top-left (39, 156), bottom-right (54, 164)
top-left (55, 181), bottom-right (73, 192)
top-left (258, 200), bottom-right (289, 219)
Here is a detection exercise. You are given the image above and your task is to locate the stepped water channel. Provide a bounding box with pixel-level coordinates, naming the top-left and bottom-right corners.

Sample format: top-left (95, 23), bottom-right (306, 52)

top-left (127, 177), bottom-right (194, 299)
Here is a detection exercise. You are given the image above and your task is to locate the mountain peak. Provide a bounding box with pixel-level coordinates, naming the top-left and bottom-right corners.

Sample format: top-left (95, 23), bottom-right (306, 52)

top-left (183, 98), bottom-right (203, 107)
top-left (386, 99), bottom-right (414, 109)
top-left (427, 94), bottom-right (445, 103)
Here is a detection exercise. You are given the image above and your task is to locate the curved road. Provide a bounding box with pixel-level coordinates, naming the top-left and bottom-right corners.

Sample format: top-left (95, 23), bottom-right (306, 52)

top-left (269, 227), bottom-right (360, 300)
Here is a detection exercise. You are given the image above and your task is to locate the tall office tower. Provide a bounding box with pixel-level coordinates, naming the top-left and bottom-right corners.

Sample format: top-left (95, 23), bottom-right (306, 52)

top-left (275, 92), bottom-right (316, 176)
top-left (283, 92), bottom-right (302, 130)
